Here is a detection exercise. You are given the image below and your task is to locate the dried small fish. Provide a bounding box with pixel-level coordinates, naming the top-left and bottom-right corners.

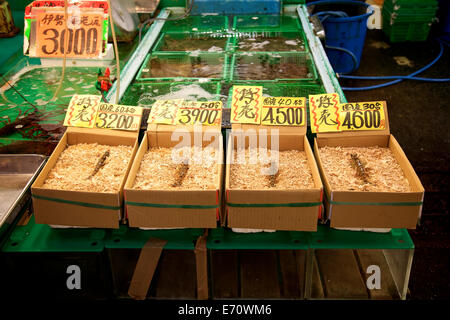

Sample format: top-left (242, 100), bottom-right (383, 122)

top-left (267, 161), bottom-right (280, 188)
top-left (230, 149), bottom-right (314, 190)
top-left (350, 153), bottom-right (369, 183)
top-left (87, 150), bottom-right (110, 179)
top-left (319, 146), bottom-right (411, 192)
top-left (133, 147), bottom-right (218, 190)
top-left (172, 163), bottom-right (189, 187)
top-left (42, 144), bottom-right (132, 192)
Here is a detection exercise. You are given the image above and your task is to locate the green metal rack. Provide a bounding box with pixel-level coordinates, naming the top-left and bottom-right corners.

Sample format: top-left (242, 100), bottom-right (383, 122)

top-left (229, 51), bottom-right (318, 82)
top-left (230, 30), bottom-right (308, 52)
top-left (233, 15), bottom-right (302, 32)
top-left (162, 15), bottom-right (229, 33)
top-left (152, 31), bottom-right (233, 52)
top-left (106, 225), bottom-right (204, 250)
top-left (382, 0), bottom-right (438, 42)
top-left (121, 81), bottom-right (223, 107)
top-left (2, 216), bottom-right (105, 253)
top-left (208, 228), bottom-right (309, 250)
top-left (136, 52), bottom-right (229, 82)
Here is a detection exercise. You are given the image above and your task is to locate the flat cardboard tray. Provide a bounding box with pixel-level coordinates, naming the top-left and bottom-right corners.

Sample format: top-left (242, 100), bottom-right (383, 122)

top-left (31, 128), bottom-right (139, 229)
top-left (313, 102), bottom-right (424, 229)
top-left (124, 130), bottom-right (224, 229)
top-left (225, 132), bottom-right (323, 231)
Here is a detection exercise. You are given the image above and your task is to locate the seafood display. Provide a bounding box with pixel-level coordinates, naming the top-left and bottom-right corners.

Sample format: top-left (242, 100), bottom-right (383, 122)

top-left (318, 146), bottom-right (411, 192)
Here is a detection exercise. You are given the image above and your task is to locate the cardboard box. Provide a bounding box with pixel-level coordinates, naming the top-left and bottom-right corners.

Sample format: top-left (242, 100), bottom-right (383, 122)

top-left (124, 130), bottom-right (224, 229)
top-left (225, 125), bottom-right (324, 231)
top-left (31, 127), bottom-right (139, 229)
top-left (313, 103), bottom-right (424, 229)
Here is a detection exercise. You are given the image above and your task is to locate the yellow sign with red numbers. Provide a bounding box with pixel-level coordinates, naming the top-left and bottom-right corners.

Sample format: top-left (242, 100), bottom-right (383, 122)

top-left (309, 94), bottom-right (387, 132)
top-left (338, 101), bottom-right (386, 131)
top-left (261, 97), bottom-right (306, 126)
top-left (63, 95), bottom-right (142, 131)
top-left (95, 103), bottom-right (143, 131)
top-left (36, 9), bottom-right (104, 58)
top-left (176, 101), bottom-right (223, 126)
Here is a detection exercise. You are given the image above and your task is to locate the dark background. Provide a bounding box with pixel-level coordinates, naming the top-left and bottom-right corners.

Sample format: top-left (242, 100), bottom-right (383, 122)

top-left (341, 27), bottom-right (450, 299)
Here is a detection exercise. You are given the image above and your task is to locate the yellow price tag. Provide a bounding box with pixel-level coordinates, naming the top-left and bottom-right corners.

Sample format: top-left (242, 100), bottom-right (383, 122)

top-left (230, 86), bottom-right (263, 124)
top-left (148, 99), bottom-right (182, 125)
top-left (261, 97), bottom-right (306, 126)
top-left (339, 101), bottom-right (386, 131)
top-left (176, 101), bottom-right (222, 126)
top-left (95, 103), bottom-right (143, 131)
top-left (35, 8), bottom-right (104, 59)
top-left (309, 93), bottom-right (341, 133)
top-left (64, 95), bottom-right (101, 128)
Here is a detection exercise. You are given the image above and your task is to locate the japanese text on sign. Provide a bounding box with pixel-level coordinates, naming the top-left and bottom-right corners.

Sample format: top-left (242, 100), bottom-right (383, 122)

top-left (64, 95), bottom-right (101, 128)
top-left (309, 93), bottom-right (341, 133)
top-left (231, 86), bottom-right (263, 124)
top-left (261, 97), bottom-right (306, 126)
top-left (339, 101), bottom-right (386, 131)
top-left (95, 103), bottom-right (143, 131)
top-left (64, 95), bottom-right (142, 131)
top-left (176, 101), bottom-right (223, 126)
top-left (36, 9), bottom-right (104, 58)
top-left (148, 99), bottom-right (182, 125)
top-left (26, 1), bottom-right (109, 17)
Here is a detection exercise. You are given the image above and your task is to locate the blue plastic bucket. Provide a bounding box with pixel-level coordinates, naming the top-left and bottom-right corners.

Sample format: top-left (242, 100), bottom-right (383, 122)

top-left (308, 0), bottom-right (374, 74)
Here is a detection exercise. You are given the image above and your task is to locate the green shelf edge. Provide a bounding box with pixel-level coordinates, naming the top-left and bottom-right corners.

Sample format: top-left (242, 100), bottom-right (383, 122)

top-left (207, 228), bottom-right (309, 250)
top-left (2, 216), bottom-right (105, 253)
top-left (310, 225), bottom-right (414, 250)
top-left (105, 225), bottom-right (204, 250)
top-left (2, 219), bottom-right (414, 252)
top-left (207, 225), bottom-right (414, 250)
